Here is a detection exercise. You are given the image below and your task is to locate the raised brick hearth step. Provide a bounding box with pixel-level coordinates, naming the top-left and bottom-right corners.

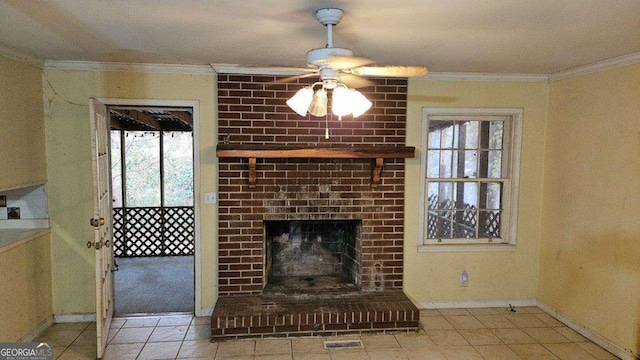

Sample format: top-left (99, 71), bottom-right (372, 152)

top-left (211, 290), bottom-right (419, 340)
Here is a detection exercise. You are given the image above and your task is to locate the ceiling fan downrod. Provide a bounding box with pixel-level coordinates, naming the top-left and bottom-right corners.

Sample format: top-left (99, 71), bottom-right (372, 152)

top-left (316, 8), bottom-right (344, 48)
top-left (307, 8), bottom-right (354, 69)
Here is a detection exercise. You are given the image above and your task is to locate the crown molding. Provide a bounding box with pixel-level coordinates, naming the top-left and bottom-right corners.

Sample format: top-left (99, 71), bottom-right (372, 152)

top-left (422, 72), bottom-right (549, 82)
top-left (43, 60), bottom-right (215, 74)
top-left (549, 52), bottom-right (640, 81)
top-left (211, 63), bottom-right (310, 76)
top-left (0, 44), bottom-right (44, 68)
top-left (6, 52), bottom-right (638, 81)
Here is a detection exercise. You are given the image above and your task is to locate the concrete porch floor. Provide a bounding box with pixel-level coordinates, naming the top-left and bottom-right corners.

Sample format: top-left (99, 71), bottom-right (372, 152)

top-left (114, 256), bottom-right (194, 315)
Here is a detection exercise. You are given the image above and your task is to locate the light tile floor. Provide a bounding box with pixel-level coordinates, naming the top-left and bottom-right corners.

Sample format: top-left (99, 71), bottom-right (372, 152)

top-left (39, 307), bottom-right (620, 359)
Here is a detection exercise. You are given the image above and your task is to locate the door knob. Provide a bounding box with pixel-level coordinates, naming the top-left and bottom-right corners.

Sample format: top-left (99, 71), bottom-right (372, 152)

top-left (89, 217), bottom-right (105, 227)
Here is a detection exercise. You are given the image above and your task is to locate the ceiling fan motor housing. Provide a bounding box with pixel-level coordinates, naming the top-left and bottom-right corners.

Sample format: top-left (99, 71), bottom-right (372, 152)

top-left (307, 47), bottom-right (354, 68)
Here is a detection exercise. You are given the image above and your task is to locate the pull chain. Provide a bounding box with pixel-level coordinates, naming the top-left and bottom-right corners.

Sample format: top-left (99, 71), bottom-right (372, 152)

top-left (325, 114), bottom-right (330, 139)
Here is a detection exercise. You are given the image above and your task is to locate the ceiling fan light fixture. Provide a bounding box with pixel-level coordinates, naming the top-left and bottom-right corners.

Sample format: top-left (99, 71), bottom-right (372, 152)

top-left (331, 86), bottom-right (352, 117)
top-left (288, 83), bottom-right (372, 118)
top-left (308, 88), bottom-right (328, 117)
top-left (286, 86), bottom-right (314, 116)
top-left (350, 89), bottom-right (372, 118)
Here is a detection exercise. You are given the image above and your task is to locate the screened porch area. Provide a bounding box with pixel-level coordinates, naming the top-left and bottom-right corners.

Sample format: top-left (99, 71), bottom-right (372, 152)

top-left (109, 107), bottom-right (195, 314)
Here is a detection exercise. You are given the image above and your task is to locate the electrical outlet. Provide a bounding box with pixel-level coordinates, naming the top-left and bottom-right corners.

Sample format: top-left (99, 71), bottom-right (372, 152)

top-left (204, 192), bottom-right (217, 204)
top-left (460, 270), bottom-right (468, 287)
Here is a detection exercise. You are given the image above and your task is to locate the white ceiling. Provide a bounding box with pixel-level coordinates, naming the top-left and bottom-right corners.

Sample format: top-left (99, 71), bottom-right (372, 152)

top-left (1, 0), bottom-right (639, 75)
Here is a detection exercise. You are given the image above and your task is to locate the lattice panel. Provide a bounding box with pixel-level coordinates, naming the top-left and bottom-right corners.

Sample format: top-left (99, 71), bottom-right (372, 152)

top-left (454, 205), bottom-right (477, 238)
top-left (427, 211), bottom-right (451, 239)
top-left (481, 211), bottom-right (501, 238)
top-left (113, 207), bottom-right (194, 257)
top-left (462, 205), bottom-right (477, 227)
top-left (113, 208), bottom-right (125, 257)
top-left (427, 214), bottom-right (439, 238)
top-left (128, 207), bottom-right (163, 256)
top-left (428, 194), bottom-right (438, 209)
top-left (426, 193), bottom-right (502, 240)
top-left (164, 207), bottom-right (195, 255)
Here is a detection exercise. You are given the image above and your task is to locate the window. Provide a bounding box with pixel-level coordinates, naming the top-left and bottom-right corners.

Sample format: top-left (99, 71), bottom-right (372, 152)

top-left (419, 108), bottom-right (522, 251)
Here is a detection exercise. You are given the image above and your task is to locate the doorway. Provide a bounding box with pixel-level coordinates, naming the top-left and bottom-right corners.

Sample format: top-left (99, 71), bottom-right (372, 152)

top-left (108, 105), bottom-right (196, 315)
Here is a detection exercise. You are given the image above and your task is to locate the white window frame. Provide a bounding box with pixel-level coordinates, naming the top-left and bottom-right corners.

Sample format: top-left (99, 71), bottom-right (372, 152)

top-left (418, 108), bottom-right (523, 252)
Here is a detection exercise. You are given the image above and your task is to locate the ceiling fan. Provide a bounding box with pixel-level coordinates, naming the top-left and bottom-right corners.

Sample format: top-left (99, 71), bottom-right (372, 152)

top-left (283, 7), bottom-right (429, 90)
top-left (279, 8), bottom-right (428, 121)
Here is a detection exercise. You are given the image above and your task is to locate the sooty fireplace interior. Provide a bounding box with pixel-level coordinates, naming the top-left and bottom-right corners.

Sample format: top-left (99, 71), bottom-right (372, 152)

top-left (264, 220), bottom-right (362, 293)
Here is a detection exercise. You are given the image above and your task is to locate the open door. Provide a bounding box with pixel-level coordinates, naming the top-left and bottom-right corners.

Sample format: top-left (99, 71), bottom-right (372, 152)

top-left (89, 98), bottom-right (114, 359)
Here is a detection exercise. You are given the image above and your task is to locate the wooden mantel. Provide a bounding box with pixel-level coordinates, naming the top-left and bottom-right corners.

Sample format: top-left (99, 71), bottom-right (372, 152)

top-left (216, 144), bottom-right (416, 188)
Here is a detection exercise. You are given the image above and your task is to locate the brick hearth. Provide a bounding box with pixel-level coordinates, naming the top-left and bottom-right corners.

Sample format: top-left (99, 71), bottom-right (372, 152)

top-left (211, 291), bottom-right (419, 340)
top-left (214, 73), bottom-right (414, 338)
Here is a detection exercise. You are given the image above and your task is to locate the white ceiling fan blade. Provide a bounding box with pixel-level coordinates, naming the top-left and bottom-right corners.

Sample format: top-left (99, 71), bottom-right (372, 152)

top-left (325, 56), bottom-right (375, 70)
top-left (267, 71), bottom-right (319, 86)
top-left (338, 74), bottom-right (375, 88)
top-left (349, 65), bottom-right (428, 78)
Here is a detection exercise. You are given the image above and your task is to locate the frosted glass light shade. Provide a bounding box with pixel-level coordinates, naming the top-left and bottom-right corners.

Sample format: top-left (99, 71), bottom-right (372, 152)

top-left (287, 83), bottom-right (372, 118)
top-left (350, 89), bottom-right (372, 118)
top-left (286, 87), bottom-right (314, 116)
top-left (331, 86), bottom-right (352, 117)
top-left (308, 89), bottom-right (328, 117)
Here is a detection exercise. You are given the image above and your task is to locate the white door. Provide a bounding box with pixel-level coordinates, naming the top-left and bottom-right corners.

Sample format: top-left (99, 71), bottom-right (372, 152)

top-left (89, 98), bottom-right (114, 359)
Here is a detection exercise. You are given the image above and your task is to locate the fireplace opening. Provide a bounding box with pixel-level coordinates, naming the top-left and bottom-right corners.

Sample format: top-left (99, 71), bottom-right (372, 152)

top-left (264, 220), bottom-right (362, 293)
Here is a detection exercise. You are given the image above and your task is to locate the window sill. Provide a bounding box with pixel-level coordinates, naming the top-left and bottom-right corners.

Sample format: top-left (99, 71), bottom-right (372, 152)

top-left (418, 243), bottom-right (516, 253)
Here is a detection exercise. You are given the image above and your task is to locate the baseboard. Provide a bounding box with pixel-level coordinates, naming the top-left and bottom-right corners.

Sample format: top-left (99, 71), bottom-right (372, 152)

top-left (18, 315), bottom-right (54, 342)
top-left (417, 298), bottom-right (637, 359)
top-left (54, 310), bottom-right (213, 321)
top-left (418, 298), bottom-right (537, 309)
top-left (198, 307), bottom-right (213, 317)
top-left (54, 313), bottom-right (97, 323)
top-left (537, 301), bottom-right (638, 360)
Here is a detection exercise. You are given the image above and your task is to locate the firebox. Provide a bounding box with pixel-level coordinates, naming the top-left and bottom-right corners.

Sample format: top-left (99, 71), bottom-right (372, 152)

top-left (264, 220), bottom-right (362, 292)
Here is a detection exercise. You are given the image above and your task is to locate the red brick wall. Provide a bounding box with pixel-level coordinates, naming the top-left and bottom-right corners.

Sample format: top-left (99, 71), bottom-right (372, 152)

top-left (217, 74), bottom-right (408, 296)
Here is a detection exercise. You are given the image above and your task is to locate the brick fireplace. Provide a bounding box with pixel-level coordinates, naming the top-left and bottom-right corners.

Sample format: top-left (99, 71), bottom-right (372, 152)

top-left (212, 74), bottom-right (418, 339)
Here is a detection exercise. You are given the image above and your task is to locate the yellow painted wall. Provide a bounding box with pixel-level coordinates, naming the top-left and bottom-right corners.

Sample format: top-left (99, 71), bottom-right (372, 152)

top-left (404, 80), bottom-right (549, 303)
top-left (540, 64), bottom-right (640, 356)
top-left (0, 55), bottom-right (46, 190)
top-left (0, 233), bottom-right (53, 341)
top-left (43, 69), bottom-right (218, 315)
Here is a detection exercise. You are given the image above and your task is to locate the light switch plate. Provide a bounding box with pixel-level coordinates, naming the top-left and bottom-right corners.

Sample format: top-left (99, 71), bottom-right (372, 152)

top-left (204, 192), bottom-right (217, 204)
